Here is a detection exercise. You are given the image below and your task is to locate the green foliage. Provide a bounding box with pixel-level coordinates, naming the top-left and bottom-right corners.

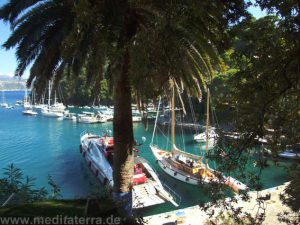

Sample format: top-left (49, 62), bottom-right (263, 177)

top-left (48, 175), bottom-right (61, 200)
top-left (0, 164), bottom-right (48, 203)
top-left (209, 1), bottom-right (300, 222)
top-left (0, 164), bottom-right (63, 205)
top-left (60, 68), bottom-right (112, 106)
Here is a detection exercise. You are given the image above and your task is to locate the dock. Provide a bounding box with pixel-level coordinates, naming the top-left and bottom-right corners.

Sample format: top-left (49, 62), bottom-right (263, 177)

top-left (143, 182), bottom-right (293, 225)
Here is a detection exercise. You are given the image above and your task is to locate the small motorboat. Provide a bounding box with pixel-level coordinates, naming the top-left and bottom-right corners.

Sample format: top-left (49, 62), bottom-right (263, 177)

top-left (23, 108), bottom-right (38, 116)
top-left (80, 131), bottom-right (180, 208)
top-left (194, 127), bottom-right (218, 145)
top-left (5, 105), bottom-right (14, 109)
top-left (278, 148), bottom-right (300, 160)
top-left (78, 112), bottom-right (107, 123)
top-left (63, 110), bottom-right (76, 121)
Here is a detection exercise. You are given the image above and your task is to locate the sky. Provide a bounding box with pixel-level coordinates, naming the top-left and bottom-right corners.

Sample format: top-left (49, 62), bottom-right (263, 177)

top-left (0, 0), bottom-right (266, 79)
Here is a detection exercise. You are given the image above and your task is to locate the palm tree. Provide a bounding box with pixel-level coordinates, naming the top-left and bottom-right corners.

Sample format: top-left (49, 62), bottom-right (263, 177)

top-left (0, 0), bottom-right (247, 216)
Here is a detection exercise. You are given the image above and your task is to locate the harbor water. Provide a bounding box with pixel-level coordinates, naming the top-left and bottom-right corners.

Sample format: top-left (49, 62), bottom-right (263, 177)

top-left (0, 91), bottom-right (290, 215)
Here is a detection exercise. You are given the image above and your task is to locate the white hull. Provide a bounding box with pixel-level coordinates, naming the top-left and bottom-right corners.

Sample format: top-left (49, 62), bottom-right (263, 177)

top-left (278, 150), bottom-right (300, 159)
top-left (64, 116), bottom-right (76, 120)
top-left (194, 129), bottom-right (218, 143)
top-left (78, 117), bottom-right (99, 123)
top-left (80, 132), bottom-right (179, 208)
top-left (150, 145), bottom-right (247, 192)
top-left (78, 113), bottom-right (107, 123)
top-left (23, 109), bottom-right (38, 116)
top-left (33, 104), bottom-right (47, 109)
top-left (150, 145), bottom-right (202, 185)
top-left (157, 158), bottom-right (200, 185)
top-left (41, 109), bottom-right (63, 117)
top-left (132, 116), bottom-right (142, 122)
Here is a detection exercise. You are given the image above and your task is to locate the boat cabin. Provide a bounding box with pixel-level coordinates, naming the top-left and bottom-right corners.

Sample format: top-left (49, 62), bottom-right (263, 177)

top-left (133, 163), bottom-right (147, 185)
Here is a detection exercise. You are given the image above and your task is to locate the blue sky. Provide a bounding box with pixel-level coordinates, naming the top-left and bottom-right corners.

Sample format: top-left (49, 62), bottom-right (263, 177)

top-left (0, 0), bottom-right (266, 79)
top-left (0, 0), bottom-right (21, 77)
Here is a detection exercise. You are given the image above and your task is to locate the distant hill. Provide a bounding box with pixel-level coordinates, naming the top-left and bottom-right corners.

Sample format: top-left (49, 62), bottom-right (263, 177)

top-left (0, 75), bottom-right (14, 81)
top-left (0, 75), bottom-right (27, 90)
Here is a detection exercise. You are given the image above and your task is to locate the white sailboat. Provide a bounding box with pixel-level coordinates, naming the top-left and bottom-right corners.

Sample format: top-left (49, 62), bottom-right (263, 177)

top-left (150, 83), bottom-right (247, 193)
top-left (23, 89), bottom-right (32, 109)
top-left (0, 91), bottom-right (8, 108)
top-left (33, 92), bottom-right (47, 109)
top-left (41, 82), bottom-right (63, 118)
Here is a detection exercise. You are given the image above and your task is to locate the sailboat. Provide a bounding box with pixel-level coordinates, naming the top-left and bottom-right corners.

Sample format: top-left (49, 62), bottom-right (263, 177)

top-left (41, 82), bottom-right (63, 118)
top-left (150, 83), bottom-right (247, 193)
top-left (0, 91), bottom-right (8, 108)
top-left (23, 89), bottom-right (32, 109)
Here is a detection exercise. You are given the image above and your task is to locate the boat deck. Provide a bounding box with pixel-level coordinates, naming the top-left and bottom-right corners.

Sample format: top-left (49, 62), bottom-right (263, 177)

top-left (133, 181), bottom-right (165, 208)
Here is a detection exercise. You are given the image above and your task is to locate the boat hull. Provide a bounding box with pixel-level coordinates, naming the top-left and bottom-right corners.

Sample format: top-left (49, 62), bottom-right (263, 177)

top-left (157, 159), bottom-right (200, 185)
top-left (23, 110), bottom-right (38, 116)
top-left (278, 151), bottom-right (300, 159)
top-left (80, 133), bottom-right (179, 208)
top-left (41, 110), bottom-right (63, 117)
top-left (150, 145), bottom-right (201, 185)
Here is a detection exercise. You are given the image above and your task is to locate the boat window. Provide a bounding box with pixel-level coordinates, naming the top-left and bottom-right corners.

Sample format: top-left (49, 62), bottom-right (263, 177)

top-left (91, 144), bottom-right (101, 158)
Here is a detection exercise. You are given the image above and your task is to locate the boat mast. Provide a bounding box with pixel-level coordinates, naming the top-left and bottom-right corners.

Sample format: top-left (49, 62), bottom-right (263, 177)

top-left (54, 91), bottom-right (57, 105)
top-left (151, 96), bottom-right (161, 145)
top-left (24, 88), bottom-right (28, 104)
top-left (205, 87), bottom-right (210, 169)
top-left (1, 91), bottom-right (4, 104)
top-left (171, 79), bottom-right (175, 152)
top-left (48, 82), bottom-right (51, 109)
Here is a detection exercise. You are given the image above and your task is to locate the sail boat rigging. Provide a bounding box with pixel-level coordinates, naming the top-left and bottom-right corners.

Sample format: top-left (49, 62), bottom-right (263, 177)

top-left (0, 91), bottom-right (8, 108)
top-left (41, 81), bottom-right (63, 118)
top-left (150, 81), bottom-right (247, 193)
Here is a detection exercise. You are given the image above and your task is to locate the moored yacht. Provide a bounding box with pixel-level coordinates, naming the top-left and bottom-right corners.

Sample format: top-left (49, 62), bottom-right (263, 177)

top-left (150, 84), bottom-right (247, 193)
top-left (41, 82), bottom-right (63, 118)
top-left (278, 149), bottom-right (300, 159)
top-left (80, 131), bottom-right (180, 208)
top-left (194, 127), bottom-right (218, 147)
top-left (63, 110), bottom-right (76, 121)
top-left (77, 111), bottom-right (107, 123)
top-left (132, 110), bottom-right (142, 122)
top-left (22, 108), bottom-right (38, 116)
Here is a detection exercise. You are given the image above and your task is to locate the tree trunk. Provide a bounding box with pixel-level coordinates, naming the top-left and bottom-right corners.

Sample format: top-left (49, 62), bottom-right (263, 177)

top-left (112, 45), bottom-right (134, 216)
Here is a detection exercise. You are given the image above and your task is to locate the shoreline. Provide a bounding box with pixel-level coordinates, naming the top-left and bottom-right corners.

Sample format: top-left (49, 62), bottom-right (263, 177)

top-left (0, 89), bottom-right (26, 92)
top-left (144, 182), bottom-right (293, 225)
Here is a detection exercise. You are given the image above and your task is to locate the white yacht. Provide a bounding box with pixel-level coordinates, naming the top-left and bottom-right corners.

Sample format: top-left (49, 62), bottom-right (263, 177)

top-left (132, 110), bottom-right (142, 122)
top-left (49, 92), bottom-right (65, 113)
top-left (63, 110), bottom-right (76, 121)
top-left (99, 108), bottom-right (114, 121)
top-left (80, 131), bottom-right (180, 208)
top-left (22, 108), bottom-right (38, 116)
top-left (194, 127), bottom-right (218, 147)
top-left (77, 111), bottom-right (107, 123)
top-left (279, 150), bottom-right (300, 159)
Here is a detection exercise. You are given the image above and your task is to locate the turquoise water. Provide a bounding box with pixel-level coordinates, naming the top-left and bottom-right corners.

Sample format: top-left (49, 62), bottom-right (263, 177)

top-left (0, 91), bottom-right (290, 215)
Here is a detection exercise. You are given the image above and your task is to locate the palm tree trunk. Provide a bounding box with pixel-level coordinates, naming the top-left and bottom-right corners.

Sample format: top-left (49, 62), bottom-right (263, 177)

top-left (112, 45), bottom-right (134, 216)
